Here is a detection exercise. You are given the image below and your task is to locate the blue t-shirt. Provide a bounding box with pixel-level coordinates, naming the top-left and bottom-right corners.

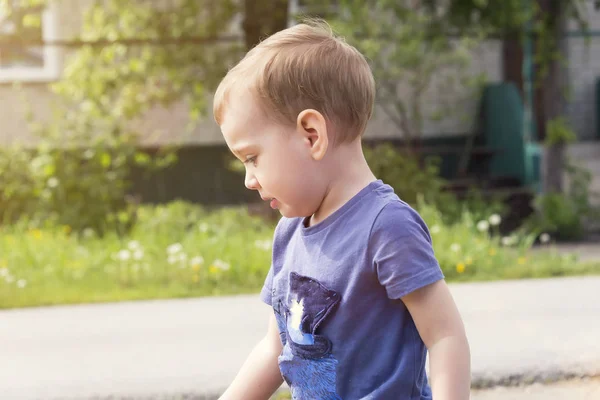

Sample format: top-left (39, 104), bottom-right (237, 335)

top-left (260, 180), bottom-right (445, 399)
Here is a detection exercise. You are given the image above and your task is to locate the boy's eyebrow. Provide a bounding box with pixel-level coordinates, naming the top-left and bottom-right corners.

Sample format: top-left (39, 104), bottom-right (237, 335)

top-left (231, 143), bottom-right (257, 158)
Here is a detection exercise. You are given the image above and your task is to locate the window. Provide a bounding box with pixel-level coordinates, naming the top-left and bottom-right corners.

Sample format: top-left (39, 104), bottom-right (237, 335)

top-left (0, 0), bottom-right (59, 82)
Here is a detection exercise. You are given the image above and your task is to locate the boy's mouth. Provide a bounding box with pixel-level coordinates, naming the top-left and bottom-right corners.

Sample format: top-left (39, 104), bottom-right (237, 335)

top-left (270, 199), bottom-right (278, 209)
top-left (262, 196), bottom-right (278, 209)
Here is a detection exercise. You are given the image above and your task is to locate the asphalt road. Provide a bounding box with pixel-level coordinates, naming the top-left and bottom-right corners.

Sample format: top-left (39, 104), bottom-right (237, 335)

top-left (1, 276), bottom-right (599, 399)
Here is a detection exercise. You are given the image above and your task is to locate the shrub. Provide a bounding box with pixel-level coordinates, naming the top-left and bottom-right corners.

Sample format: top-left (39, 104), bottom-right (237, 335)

top-left (364, 142), bottom-right (506, 225)
top-left (527, 161), bottom-right (600, 241)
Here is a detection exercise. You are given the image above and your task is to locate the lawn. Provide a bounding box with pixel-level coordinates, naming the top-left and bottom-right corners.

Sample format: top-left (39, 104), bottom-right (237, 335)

top-left (1, 201), bottom-right (598, 309)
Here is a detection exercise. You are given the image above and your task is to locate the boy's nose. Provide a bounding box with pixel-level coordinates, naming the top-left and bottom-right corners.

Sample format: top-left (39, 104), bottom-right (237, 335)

top-left (244, 171), bottom-right (260, 190)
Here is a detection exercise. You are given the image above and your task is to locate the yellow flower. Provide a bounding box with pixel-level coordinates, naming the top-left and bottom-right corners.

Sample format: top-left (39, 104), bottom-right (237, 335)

top-left (456, 262), bottom-right (466, 274)
top-left (518, 257), bottom-right (527, 265)
top-left (465, 256), bottom-right (473, 265)
top-left (29, 229), bottom-right (43, 240)
top-left (192, 264), bottom-right (201, 272)
top-left (488, 248), bottom-right (497, 256)
top-left (63, 225), bottom-right (72, 234)
top-left (192, 274), bottom-right (199, 283)
top-left (209, 266), bottom-right (219, 275)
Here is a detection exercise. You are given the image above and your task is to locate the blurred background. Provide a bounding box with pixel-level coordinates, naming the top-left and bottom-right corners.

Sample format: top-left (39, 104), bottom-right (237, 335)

top-left (0, 1), bottom-right (599, 399)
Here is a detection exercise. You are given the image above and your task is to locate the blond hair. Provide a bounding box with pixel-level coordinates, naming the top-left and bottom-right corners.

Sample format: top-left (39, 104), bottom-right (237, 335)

top-left (213, 19), bottom-right (375, 143)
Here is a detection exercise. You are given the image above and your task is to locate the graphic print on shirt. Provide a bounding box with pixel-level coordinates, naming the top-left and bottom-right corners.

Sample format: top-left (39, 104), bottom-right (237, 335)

top-left (274, 272), bottom-right (343, 400)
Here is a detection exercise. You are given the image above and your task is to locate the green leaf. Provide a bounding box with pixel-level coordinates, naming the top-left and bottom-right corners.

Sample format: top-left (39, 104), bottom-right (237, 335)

top-left (100, 153), bottom-right (112, 168)
top-left (43, 164), bottom-right (56, 177)
top-left (134, 152), bottom-right (151, 166)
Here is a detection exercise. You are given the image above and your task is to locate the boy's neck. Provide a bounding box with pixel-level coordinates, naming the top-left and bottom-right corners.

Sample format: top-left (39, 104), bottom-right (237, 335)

top-left (308, 141), bottom-right (376, 227)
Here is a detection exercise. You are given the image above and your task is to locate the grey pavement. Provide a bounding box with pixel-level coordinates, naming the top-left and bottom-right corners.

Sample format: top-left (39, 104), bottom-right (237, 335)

top-left (471, 378), bottom-right (600, 400)
top-left (1, 276), bottom-right (600, 399)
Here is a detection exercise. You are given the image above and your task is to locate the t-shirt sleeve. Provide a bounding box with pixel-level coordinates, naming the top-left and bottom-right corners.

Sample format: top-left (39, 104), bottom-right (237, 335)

top-left (259, 265), bottom-right (274, 306)
top-left (370, 201), bottom-right (444, 300)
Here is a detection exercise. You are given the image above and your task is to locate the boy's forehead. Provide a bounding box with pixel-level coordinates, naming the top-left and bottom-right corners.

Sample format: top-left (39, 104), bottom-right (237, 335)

top-left (224, 89), bottom-right (261, 123)
top-left (220, 90), bottom-right (262, 143)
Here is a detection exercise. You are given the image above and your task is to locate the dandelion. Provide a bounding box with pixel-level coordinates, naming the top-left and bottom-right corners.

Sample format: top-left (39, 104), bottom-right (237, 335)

top-left (488, 214), bottom-right (501, 226)
top-left (198, 223), bottom-right (209, 233)
top-left (117, 249), bottom-right (131, 262)
top-left (517, 257), bottom-right (527, 265)
top-left (83, 149), bottom-right (95, 159)
top-left (212, 259), bottom-right (231, 271)
top-left (255, 240), bottom-right (272, 251)
top-left (0, 267), bottom-right (8, 277)
top-left (133, 249), bottom-right (144, 261)
top-left (450, 243), bottom-right (461, 253)
top-left (167, 243), bottom-right (183, 255)
top-left (477, 220), bottom-right (489, 232)
top-left (190, 256), bottom-right (205, 268)
top-left (47, 177), bottom-right (59, 188)
top-left (29, 229), bottom-right (43, 240)
top-left (167, 255), bottom-right (179, 265)
top-left (456, 262), bottom-right (466, 274)
top-left (82, 228), bottom-right (95, 239)
top-left (465, 256), bottom-right (473, 265)
top-left (63, 225), bottom-right (72, 235)
top-left (502, 236), bottom-right (515, 247)
top-left (488, 248), bottom-right (497, 256)
top-left (17, 279), bottom-right (27, 288)
top-left (540, 233), bottom-right (551, 244)
top-left (177, 253), bottom-right (188, 268)
top-left (128, 241), bottom-right (141, 251)
top-left (430, 225), bottom-right (441, 234)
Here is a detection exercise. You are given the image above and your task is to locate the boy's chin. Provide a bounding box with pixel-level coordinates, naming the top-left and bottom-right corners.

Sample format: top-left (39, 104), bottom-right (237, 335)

top-left (278, 206), bottom-right (307, 219)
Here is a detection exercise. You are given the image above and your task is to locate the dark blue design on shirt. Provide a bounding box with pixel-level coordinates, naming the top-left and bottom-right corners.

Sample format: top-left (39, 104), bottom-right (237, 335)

top-left (274, 272), bottom-right (342, 400)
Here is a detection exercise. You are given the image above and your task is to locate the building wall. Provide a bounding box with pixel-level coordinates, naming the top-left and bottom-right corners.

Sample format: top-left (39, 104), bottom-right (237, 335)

top-left (566, 2), bottom-right (600, 141)
top-left (0, 1), bottom-right (503, 147)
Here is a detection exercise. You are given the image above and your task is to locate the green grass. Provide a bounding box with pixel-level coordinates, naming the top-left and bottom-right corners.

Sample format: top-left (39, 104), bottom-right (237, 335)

top-left (1, 201), bottom-right (598, 310)
top-left (0, 202), bottom-right (275, 309)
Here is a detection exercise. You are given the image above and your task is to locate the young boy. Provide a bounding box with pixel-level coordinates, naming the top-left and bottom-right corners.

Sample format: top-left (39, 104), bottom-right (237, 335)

top-left (213, 20), bottom-right (470, 400)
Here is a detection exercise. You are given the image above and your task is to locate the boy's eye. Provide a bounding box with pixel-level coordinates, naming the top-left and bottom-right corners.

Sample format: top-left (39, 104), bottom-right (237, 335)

top-left (244, 156), bottom-right (257, 166)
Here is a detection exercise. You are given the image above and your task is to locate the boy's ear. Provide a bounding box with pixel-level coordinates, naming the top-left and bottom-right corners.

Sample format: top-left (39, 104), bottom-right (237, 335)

top-left (296, 109), bottom-right (329, 161)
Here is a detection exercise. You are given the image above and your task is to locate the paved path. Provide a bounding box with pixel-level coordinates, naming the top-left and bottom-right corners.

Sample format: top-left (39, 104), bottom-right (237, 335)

top-left (1, 276), bottom-right (599, 399)
top-left (471, 378), bottom-right (600, 400)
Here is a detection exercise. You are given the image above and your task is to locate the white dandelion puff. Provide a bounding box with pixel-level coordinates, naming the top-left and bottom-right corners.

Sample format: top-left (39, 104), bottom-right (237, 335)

top-left (117, 249), bottom-right (131, 262)
top-left (450, 243), bottom-right (461, 253)
top-left (190, 256), bottom-right (205, 266)
top-left (540, 233), bottom-right (551, 244)
top-left (488, 214), bottom-right (501, 226)
top-left (47, 177), bottom-right (59, 188)
top-left (133, 249), bottom-right (144, 261)
top-left (477, 220), bottom-right (490, 232)
top-left (128, 241), bottom-right (141, 251)
top-left (167, 243), bottom-right (183, 255)
top-left (213, 259), bottom-right (230, 271)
